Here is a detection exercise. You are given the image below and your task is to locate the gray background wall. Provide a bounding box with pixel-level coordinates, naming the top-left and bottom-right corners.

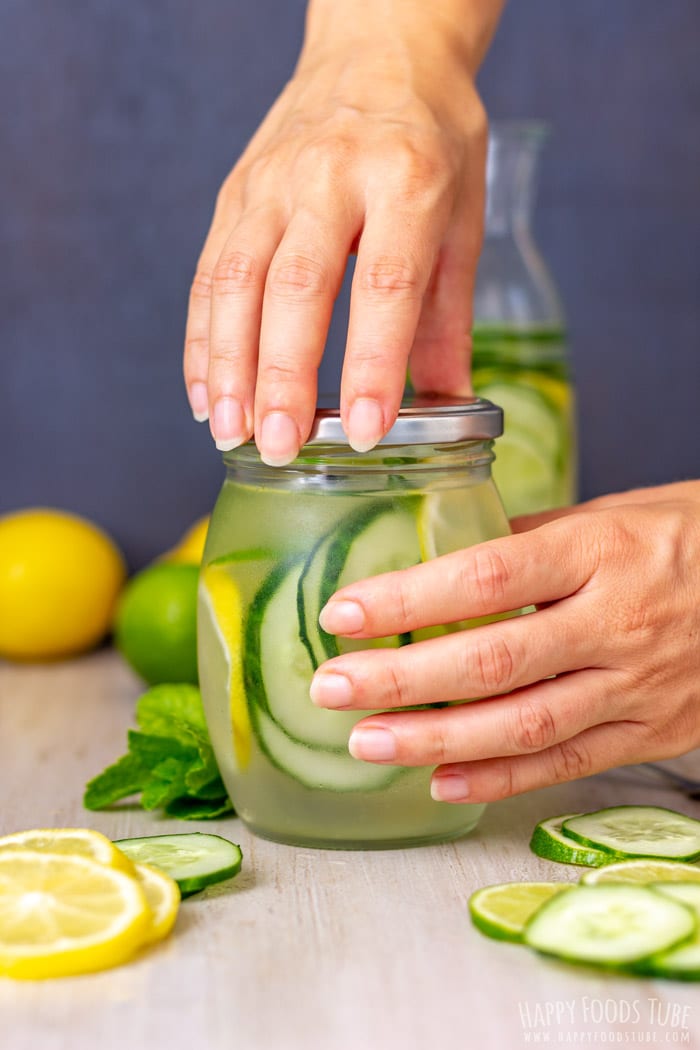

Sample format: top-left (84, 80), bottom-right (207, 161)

top-left (1, 0), bottom-right (698, 568)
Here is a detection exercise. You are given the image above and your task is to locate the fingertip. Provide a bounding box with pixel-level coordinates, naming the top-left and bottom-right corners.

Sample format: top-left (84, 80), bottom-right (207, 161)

top-left (188, 382), bottom-right (210, 422)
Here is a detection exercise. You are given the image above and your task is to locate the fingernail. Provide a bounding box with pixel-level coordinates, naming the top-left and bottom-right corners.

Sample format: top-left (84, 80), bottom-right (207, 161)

top-left (319, 600), bottom-right (365, 635)
top-left (260, 411), bottom-right (299, 466)
top-left (348, 726), bottom-right (396, 762)
top-left (347, 398), bottom-right (384, 453)
top-left (309, 673), bottom-right (354, 709)
top-left (213, 397), bottom-right (246, 451)
top-left (430, 774), bottom-right (470, 802)
top-left (189, 382), bottom-right (209, 422)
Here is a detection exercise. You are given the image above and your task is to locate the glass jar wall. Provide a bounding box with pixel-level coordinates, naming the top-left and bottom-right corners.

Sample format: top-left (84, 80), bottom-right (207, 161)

top-left (472, 121), bottom-right (577, 517)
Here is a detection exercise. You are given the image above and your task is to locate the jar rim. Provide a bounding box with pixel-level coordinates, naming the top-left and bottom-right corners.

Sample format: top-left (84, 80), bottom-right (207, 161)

top-left (305, 394), bottom-right (503, 446)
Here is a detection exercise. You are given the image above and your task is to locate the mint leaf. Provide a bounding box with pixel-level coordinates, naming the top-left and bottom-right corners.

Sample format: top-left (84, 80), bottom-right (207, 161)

top-left (83, 752), bottom-right (150, 810)
top-left (165, 795), bottom-right (234, 820)
top-left (188, 775), bottom-right (229, 800)
top-left (136, 684), bottom-right (207, 742)
top-left (83, 684), bottom-right (235, 821)
top-left (127, 729), bottom-right (197, 767)
top-left (140, 758), bottom-right (191, 810)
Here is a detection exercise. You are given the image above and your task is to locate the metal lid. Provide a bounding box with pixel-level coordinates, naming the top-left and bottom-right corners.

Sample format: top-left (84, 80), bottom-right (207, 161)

top-left (306, 394), bottom-right (503, 446)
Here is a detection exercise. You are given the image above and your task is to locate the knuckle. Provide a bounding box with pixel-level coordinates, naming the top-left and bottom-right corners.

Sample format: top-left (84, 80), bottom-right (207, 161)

top-left (550, 739), bottom-right (590, 783)
top-left (189, 269), bottom-right (214, 302)
top-left (385, 662), bottom-right (412, 709)
top-left (268, 253), bottom-right (328, 301)
top-left (212, 251), bottom-right (259, 296)
top-left (425, 721), bottom-right (451, 765)
top-left (510, 699), bottom-right (557, 753)
top-left (490, 760), bottom-right (517, 801)
top-left (209, 342), bottom-right (245, 368)
top-left (469, 634), bottom-right (515, 696)
top-left (258, 358), bottom-right (303, 386)
top-left (466, 546), bottom-right (511, 607)
top-left (357, 257), bottom-right (424, 300)
top-left (183, 335), bottom-right (209, 365)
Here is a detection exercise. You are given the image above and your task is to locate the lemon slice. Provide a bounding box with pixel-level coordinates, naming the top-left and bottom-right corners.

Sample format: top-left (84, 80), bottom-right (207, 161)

top-left (581, 859), bottom-right (700, 886)
top-left (469, 881), bottom-right (572, 942)
top-left (0, 828), bottom-right (135, 875)
top-left (0, 850), bottom-right (151, 979)
top-left (199, 565), bottom-right (251, 770)
top-left (133, 863), bottom-right (180, 944)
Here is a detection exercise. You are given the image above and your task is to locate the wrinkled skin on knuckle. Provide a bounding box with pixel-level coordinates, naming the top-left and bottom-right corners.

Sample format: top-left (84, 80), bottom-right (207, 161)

top-left (212, 251), bottom-right (258, 296)
top-left (549, 738), bottom-right (591, 784)
top-left (267, 253), bottom-right (328, 301)
top-left (509, 697), bottom-right (557, 754)
top-left (357, 255), bottom-right (424, 301)
top-left (468, 634), bottom-right (515, 697)
top-left (464, 546), bottom-right (511, 609)
top-left (189, 268), bottom-right (214, 303)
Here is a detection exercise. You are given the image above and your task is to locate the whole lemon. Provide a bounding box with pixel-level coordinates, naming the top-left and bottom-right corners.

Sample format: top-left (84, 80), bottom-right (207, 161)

top-left (0, 508), bottom-right (127, 660)
top-left (114, 563), bottom-right (199, 685)
top-left (163, 515), bottom-right (210, 565)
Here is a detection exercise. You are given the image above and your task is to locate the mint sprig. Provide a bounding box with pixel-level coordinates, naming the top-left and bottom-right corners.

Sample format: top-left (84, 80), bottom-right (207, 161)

top-left (84, 684), bottom-right (234, 820)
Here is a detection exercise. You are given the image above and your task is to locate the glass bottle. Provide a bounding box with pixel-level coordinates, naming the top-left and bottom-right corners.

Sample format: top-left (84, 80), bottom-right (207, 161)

top-left (472, 121), bottom-right (577, 517)
top-left (198, 396), bottom-right (515, 849)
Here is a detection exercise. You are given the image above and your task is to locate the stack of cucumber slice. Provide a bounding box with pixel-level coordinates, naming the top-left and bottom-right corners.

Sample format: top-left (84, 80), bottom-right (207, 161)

top-left (240, 502), bottom-right (423, 792)
top-left (469, 805), bottom-right (700, 980)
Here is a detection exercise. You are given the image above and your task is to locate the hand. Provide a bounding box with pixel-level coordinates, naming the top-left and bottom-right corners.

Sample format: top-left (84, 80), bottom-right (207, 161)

top-left (309, 484), bottom-right (700, 802)
top-left (183, 23), bottom-right (490, 464)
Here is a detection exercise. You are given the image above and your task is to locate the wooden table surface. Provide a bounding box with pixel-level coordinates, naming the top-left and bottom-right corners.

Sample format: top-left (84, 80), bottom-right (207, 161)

top-left (1, 650), bottom-right (699, 1050)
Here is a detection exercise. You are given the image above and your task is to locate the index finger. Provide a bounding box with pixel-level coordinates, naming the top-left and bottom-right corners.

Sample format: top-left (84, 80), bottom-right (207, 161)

top-left (318, 514), bottom-right (601, 638)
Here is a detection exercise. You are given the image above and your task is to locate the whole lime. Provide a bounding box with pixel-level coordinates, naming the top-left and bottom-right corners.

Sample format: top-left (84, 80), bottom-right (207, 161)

top-left (114, 563), bottom-right (199, 685)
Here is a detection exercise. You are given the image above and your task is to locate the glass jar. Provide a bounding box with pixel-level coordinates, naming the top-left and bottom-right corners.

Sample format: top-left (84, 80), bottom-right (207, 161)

top-left (198, 396), bottom-right (511, 849)
top-left (472, 121), bottom-right (577, 517)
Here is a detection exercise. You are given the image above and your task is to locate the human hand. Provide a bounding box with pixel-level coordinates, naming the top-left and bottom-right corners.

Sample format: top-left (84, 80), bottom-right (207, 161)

top-left (183, 11), bottom-right (493, 464)
top-left (309, 484), bottom-right (700, 802)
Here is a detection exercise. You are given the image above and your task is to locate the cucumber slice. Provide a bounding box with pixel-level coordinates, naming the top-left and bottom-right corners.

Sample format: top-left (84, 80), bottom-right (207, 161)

top-left (469, 882), bottom-right (571, 942)
top-left (562, 806), bottom-right (700, 862)
top-left (253, 708), bottom-right (398, 792)
top-left (529, 813), bottom-right (610, 867)
top-left (245, 559), bottom-right (360, 749)
top-left (299, 501), bottom-right (419, 667)
top-left (523, 884), bottom-right (696, 966)
top-left (644, 884), bottom-right (700, 980)
top-left (298, 533), bottom-right (336, 668)
top-left (114, 833), bottom-right (242, 897)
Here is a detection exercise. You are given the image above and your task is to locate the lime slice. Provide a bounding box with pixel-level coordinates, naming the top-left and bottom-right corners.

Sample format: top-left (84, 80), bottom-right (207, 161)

top-left (530, 814), bottom-right (610, 867)
top-left (644, 884), bottom-right (700, 979)
top-left (581, 859), bottom-right (700, 886)
top-left (0, 827), bottom-right (135, 875)
top-left (199, 564), bottom-right (252, 770)
top-left (469, 881), bottom-right (572, 942)
top-left (0, 849), bottom-right (151, 979)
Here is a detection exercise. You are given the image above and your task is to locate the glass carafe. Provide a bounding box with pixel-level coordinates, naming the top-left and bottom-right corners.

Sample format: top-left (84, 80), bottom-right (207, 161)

top-left (472, 121), bottom-right (577, 517)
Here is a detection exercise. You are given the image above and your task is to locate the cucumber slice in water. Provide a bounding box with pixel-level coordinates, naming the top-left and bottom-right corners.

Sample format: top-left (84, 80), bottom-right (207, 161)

top-left (253, 708), bottom-right (398, 792)
top-left (523, 884), bottom-right (696, 967)
top-left (529, 813), bottom-right (610, 867)
top-left (245, 559), bottom-right (361, 749)
top-left (114, 833), bottom-right (242, 896)
top-left (562, 806), bottom-right (700, 862)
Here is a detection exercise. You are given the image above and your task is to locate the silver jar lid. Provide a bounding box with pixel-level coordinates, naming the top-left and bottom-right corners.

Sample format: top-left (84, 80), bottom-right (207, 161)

top-left (306, 394), bottom-right (503, 446)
